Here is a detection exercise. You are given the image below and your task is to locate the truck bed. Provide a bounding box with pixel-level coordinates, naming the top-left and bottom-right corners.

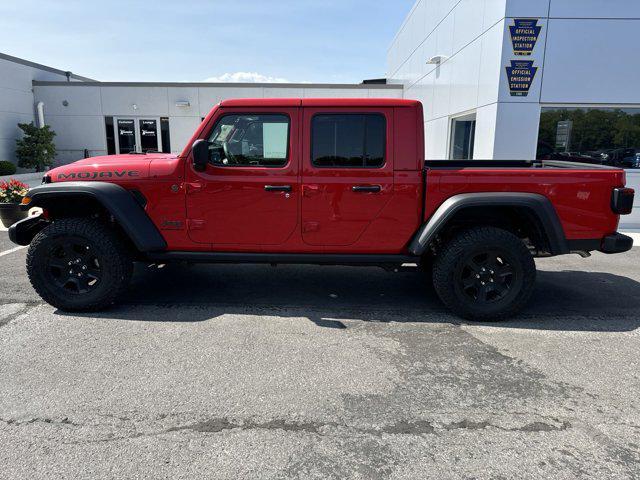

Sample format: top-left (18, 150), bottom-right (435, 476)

top-left (423, 160), bottom-right (627, 242)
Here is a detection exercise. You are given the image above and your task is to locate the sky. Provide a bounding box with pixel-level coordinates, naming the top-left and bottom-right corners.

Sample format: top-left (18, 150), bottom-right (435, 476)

top-left (0, 0), bottom-right (415, 83)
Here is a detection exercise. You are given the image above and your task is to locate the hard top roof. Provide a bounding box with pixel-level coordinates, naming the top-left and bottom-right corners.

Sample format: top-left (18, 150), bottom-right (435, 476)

top-left (219, 98), bottom-right (421, 108)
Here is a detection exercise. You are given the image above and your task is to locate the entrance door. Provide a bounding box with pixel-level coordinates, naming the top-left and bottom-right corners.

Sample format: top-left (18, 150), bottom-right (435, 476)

top-left (185, 108), bottom-right (300, 247)
top-left (301, 109), bottom-right (394, 247)
top-left (138, 119), bottom-right (161, 153)
top-left (113, 118), bottom-right (162, 154)
top-left (115, 119), bottom-right (137, 154)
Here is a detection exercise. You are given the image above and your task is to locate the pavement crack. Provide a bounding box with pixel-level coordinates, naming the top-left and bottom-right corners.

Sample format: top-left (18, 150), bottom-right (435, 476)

top-left (443, 419), bottom-right (571, 433)
top-left (1, 413), bottom-right (573, 444)
top-left (0, 416), bottom-right (81, 427)
top-left (168, 418), bottom-right (438, 437)
top-left (164, 417), bottom-right (567, 438)
top-left (378, 420), bottom-right (437, 436)
top-left (167, 418), bottom-right (328, 435)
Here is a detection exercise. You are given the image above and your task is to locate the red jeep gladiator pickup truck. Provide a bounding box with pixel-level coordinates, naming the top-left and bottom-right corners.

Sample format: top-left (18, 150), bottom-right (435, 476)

top-left (9, 98), bottom-right (635, 320)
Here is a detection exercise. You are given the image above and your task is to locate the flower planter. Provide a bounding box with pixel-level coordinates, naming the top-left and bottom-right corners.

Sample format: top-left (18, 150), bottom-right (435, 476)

top-left (0, 203), bottom-right (28, 228)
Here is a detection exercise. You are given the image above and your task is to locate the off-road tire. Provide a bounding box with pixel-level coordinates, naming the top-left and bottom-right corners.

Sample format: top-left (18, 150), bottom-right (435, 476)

top-left (432, 227), bottom-right (536, 321)
top-left (27, 218), bottom-right (133, 311)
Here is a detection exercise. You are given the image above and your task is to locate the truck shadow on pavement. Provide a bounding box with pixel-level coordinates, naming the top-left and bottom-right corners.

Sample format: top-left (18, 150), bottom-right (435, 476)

top-left (54, 263), bottom-right (640, 333)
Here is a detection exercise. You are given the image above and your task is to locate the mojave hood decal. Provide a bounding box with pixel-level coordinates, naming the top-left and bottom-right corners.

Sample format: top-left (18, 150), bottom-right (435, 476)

top-left (56, 170), bottom-right (141, 180)
top-left (48, 153), bottom-right (163, 182)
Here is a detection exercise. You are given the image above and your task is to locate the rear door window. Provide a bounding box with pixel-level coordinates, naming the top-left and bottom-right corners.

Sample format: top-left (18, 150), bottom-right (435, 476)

top-left (311, 114), bottom-right (385, 168)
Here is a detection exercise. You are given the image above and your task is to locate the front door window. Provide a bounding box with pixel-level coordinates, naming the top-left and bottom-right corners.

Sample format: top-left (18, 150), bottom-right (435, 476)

top-left (207, 114), bottom-right (290, 167)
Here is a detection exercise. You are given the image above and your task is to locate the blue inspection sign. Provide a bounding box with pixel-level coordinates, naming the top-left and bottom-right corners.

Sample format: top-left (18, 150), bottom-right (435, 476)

top-left (506, 60), bottom-right (538, 97)
top-left (509, 19), bottom-right (542, 56)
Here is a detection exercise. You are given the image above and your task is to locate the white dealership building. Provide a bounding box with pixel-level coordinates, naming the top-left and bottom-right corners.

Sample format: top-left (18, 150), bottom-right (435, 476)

top-left (386, 0), bottom-right (640, 228)
top-left (0, 0), bottom-right (639, 228)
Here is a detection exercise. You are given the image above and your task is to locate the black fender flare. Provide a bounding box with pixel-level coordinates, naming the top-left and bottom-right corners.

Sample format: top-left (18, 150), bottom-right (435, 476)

top-left (13, 182), bottom-right (166, 251)
top-left (408, 192), bottom-right (569, 256)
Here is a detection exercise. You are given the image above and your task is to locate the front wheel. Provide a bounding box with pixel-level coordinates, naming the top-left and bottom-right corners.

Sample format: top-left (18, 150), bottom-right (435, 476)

top-left (432, 227), bottom-right (536, 321)
top-left (26, 218), bottom-right (133, 311)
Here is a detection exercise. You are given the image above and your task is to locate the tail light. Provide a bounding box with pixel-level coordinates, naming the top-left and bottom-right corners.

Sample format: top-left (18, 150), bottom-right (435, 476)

top-left (611, 187), bottom-right (635, 215)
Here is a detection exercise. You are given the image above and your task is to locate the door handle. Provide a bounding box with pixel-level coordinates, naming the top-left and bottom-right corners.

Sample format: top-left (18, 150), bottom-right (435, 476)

top-left (352, 185), bottom-right (382, 193)
top-left (264, 185), bottom-right (292, 192)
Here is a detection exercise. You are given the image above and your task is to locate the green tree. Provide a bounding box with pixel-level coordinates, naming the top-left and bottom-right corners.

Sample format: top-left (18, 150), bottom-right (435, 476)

top-left (613, 113), bottom-right (640, 148)
top-left (15, 122), bottom-right (56, 172)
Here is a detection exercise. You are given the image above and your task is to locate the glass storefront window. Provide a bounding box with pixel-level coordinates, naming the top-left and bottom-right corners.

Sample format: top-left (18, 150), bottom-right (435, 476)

top-left (160, 117), bottom-right (171, 153)
top-left (537, 107), bottom-right (640, 169)
top-left (105, 117), bottom-right (115, 155)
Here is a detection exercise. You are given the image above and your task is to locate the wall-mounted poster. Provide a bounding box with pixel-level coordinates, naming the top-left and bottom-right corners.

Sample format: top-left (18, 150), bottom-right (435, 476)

top-left (509, 19), bottom-right (542, 56)
top-left (506, 60), bottom-right (538, 97)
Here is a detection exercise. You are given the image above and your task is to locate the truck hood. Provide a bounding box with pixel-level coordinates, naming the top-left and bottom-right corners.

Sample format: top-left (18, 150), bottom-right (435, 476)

top-left (47, 153), bottom-right (179, 182)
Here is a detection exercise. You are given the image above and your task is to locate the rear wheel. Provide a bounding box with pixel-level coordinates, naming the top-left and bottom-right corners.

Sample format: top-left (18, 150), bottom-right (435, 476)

top-left (27, 218), bottom-right (133, 311)
top-left (432, 227), bottom-right (536, 321)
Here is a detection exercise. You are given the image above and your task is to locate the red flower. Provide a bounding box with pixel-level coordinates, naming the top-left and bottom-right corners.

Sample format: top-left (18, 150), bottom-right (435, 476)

top-left (3, 179), bottom-right (28, 189)
top-left (0, 178), bottom-right (29, 203)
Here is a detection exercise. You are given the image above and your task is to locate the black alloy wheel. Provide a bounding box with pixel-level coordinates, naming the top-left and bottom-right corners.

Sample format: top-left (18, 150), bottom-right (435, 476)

top-left (45, 237), bottom-right (103, 294)
top-left (456, 250), bottom-right (516, 305)
top-left (432, 227), bottom-right (536, 321)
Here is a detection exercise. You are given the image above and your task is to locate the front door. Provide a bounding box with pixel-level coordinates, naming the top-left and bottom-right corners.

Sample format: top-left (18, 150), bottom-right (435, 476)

top-left (113, 118), bottom-right (162, 154)
top-left (185, 108), bottom-right (299, 247)
top-left (301, 109), bottom-right (394, 247)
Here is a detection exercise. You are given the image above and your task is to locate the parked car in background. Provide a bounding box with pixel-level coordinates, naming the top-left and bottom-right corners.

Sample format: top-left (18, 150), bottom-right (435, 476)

top-left (536, 142), bottom-right (607, 165)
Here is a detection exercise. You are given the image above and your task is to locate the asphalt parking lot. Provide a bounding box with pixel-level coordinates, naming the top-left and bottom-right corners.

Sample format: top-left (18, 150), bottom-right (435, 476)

top-left (1, 232), bottom-right (639, 479)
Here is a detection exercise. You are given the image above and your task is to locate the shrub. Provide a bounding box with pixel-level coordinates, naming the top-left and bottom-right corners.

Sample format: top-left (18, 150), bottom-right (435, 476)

top-left (0, 161), bottom-right (16, 176)
top-left (15, 122), bottom-right (56, 172)
top-left (0, 179), bottom-right (29, 204)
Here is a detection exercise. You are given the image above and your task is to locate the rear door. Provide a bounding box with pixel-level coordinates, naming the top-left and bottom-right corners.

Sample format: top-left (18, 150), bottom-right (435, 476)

top-left (301, 108), bottom-right (394, 246)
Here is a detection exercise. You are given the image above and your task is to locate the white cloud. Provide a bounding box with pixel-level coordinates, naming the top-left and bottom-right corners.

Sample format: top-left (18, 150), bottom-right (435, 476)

top-left (202, 72), bottom-right (290, 83)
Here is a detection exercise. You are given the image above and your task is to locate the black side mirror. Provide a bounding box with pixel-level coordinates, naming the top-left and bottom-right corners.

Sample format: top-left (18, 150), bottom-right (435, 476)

top-left (192, 139), bottom-right (209, 172)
